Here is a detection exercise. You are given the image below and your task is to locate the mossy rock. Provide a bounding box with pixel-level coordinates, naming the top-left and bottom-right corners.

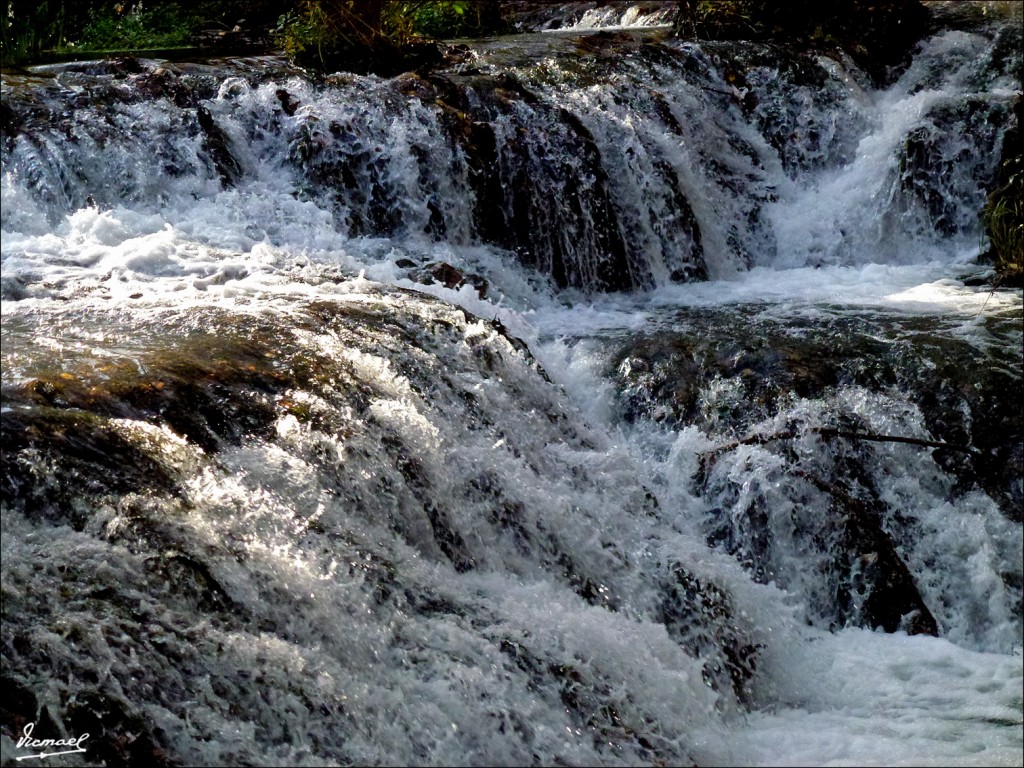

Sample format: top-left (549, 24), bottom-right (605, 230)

top-left (674, 0), bottom-right (930, 85)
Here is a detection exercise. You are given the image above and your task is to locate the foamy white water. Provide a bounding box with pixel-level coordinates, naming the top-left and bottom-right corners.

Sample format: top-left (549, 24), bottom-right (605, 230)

top-left (1, 10), bottom-right (1021, 767)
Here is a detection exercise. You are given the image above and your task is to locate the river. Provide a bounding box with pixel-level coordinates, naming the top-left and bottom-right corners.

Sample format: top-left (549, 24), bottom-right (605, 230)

top-left (1, 4), bottom-right (1021, 766)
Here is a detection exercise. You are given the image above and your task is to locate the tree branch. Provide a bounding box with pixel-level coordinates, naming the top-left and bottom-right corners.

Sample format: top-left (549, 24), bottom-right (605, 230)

top-left (701, 426), bottom-right (981, 465)
top-left (814, 427), bottom-right (980, 455)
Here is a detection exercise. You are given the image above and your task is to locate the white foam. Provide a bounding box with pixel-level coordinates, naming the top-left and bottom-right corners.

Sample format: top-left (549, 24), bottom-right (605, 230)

top-left (1, 23), bottom-right (1021, 767)
top-left (728, 629), bottom-right (1024, 767)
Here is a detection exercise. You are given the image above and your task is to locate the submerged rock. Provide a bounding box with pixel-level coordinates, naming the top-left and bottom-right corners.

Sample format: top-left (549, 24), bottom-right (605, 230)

top-left (660, 564), bottom-right (761, 702)
top-left (673, 0), bottom-right (930, 86)
top-left (0, 286), bottom-right (761, 764)
top-left (609, 306), bottom-right (1021, 640)
top-left (197, 105), bottom-right (242, 186)
top-left (407, 261), bottom-right (490, 297)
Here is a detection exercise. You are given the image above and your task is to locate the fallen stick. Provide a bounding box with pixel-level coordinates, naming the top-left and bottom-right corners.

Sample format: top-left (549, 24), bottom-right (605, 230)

top-left (702, 426), bottom-right (981, 463)
top-left (814, 428), bottom-right (980, 455)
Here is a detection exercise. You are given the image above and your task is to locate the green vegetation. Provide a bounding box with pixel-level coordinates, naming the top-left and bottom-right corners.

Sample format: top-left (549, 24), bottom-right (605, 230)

top-left (983, 193), bottom-right (1024, 286)
top-left (2, 0), bottom-right (287, 66)
top-left (74, 3), bottom-right (201, 51)
top-left (1, 1), bottom-right (503, 70)
top-left (273, 1), bottom-right (502, 74)
top-left (407, 1), bottom-right (501, 39)
top-left (982, 98), bottom-right (1024, 287)
top-left (2, 0), bottom-right (91, 65)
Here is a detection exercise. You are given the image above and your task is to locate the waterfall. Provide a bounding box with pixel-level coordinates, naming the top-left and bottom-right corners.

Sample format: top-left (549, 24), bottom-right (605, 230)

top-left (2, 6), bottom-right (1022, 767)
top-left (505, 2), bottom-right (678, 32)
top-left (3, 23), bottom-right (1016, 290)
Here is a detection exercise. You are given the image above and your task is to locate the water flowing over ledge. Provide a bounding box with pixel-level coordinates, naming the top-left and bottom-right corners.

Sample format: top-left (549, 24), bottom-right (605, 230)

top-left (2, 8), bottom-right (1022, 767)
top-left (4, 18), bottom-right (1018, 292)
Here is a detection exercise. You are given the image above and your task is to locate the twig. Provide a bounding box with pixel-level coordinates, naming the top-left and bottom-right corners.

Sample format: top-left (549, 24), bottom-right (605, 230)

top-left (702, 426), bottom-right (981, 463)
top-left (814, 427), bottom-right (980, 455)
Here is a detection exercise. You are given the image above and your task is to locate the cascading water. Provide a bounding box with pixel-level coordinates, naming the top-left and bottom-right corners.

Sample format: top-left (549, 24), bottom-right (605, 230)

top-left (548, 3), bottom-right (676, 31)
top-left (2, 5), bottom-right (1022, 767)
top-left (505, 1), bottom-right (678, 33)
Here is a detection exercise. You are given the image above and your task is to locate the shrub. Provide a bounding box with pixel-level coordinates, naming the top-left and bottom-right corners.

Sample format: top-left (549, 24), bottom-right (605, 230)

top-left (406, 1), bottom-right (502, 39)
top-left (982, 154), bottom-right (1024, 286)
top-left (273, 1), bottom-right (502, 73)
top-left (982, 190), bottom-right (1024, 286)
top-left (2, 0), bottom-right (106, 64)
top-left (75, 3), bottom-right (201, 51)
top-left (979, 95), bottom-right (1023, 287)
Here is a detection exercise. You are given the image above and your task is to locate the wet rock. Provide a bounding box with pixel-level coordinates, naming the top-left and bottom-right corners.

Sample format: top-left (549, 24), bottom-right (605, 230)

top-left (0, 294), bottom-right (551, 583)
top-left (132, 67), bottom-right (192, 106)
top-left (0, 274), bottom-right (31, 301)
top-left (109, 56), bottom-right (145, 76)
top-left (614, 326), bottom-right (894, 430)
top-left (714, 41), bottom-right (867, 175)
top-left (0, 676), bottom-right (43, 744)
top-left (419, 70), bottom-right (647, 291)
top-left (659, 564), bottom-right (760, 704)
top-left (442, 43), bottom-right (476, 67)
top-left (611, 309), bottom-right (1020, 636)
top-left (899, 98), bottom-right (1010, 237)
top-left (909, 323), bottom-right (1024, 521)
top-left (0, 99), bottom-right (21, 140)
top-left (496, 636), bottom-right (697, 763)
top-left (2, 331), bottom-right (294, 455)
top-left (196, 105), bottom-right (241, 186)
top-left (290, 115), bottom-right (403, 238)
top-left (59, 57), bottom-right (144, 77)
top-left (0, 407), bottom-right (181, 529)
top-left (980, 93), bottom-right (1023, 287)
top-left (803, 472), bottom-right (939, 636)
top-left (432, 92), bottom-right (507, 243)
top-left (611, 312), bottom-right (1021, 520)
top-left (674, 0), bottom-right (930, 86)
top-left (276, 88), bottom-right (300, 116)
top-left (148, 551), bottom-right (238, 615)
top-left (65, 689), bottom-right (174, 768)
top-left (699, 425), bottom-right (941, 636)
top-left (409, 261), bottom-right (489, 297)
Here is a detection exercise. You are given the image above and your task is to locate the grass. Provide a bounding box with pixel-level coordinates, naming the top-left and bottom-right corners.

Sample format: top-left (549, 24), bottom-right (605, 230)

top-left (981, 102), bottom-right (1023, 288)
top-left (71, 4), bottom-right (201, 52)
top-left (982, 186), bottom-right (1024, 286)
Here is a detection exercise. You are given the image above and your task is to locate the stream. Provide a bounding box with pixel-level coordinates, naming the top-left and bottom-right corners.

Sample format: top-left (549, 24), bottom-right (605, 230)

top-left (1, 4), bottom-right (1022, 766)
